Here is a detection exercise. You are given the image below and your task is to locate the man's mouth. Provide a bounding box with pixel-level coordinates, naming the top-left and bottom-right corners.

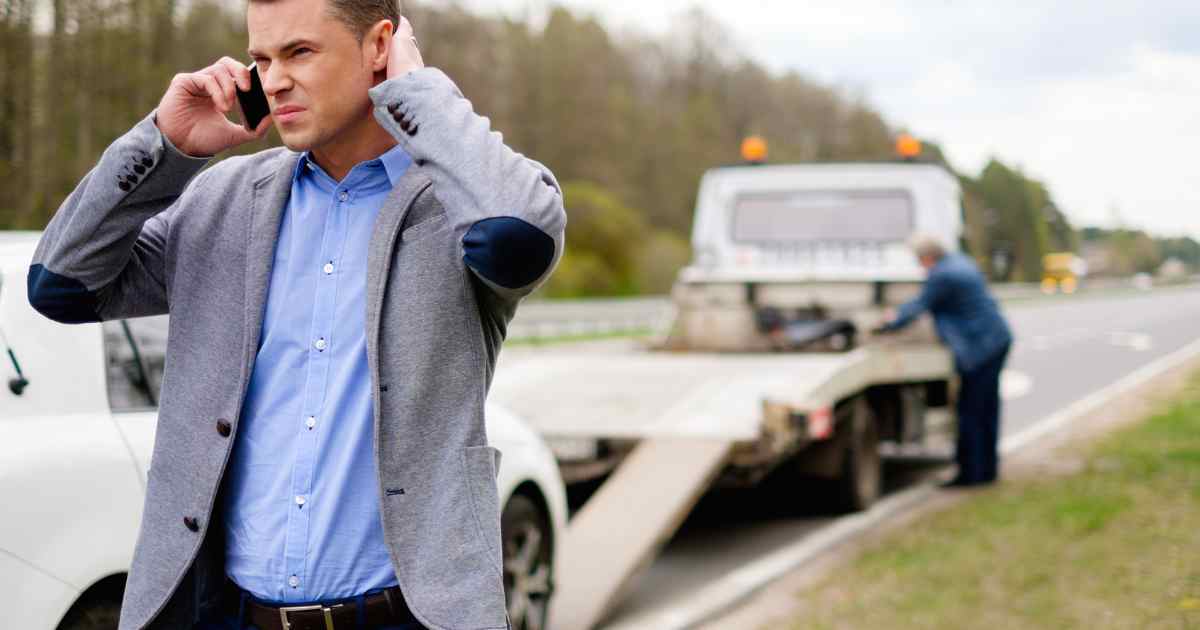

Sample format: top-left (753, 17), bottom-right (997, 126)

top-left (273, 105), bottom-right (307, 124)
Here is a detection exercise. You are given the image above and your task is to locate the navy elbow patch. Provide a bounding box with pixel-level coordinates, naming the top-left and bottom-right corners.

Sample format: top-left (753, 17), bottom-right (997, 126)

top-left (462, 217), bottom-right (556, 289)
top-left (27, 264), bottom-right (101, 324)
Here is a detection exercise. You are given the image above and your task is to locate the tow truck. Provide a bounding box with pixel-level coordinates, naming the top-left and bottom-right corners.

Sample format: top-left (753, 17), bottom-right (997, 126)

top-left (490, 137), bottom-right (966, 630)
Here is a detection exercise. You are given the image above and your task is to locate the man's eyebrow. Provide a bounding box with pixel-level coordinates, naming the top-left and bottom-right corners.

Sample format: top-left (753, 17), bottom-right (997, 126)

top-left (247, 39), bottom-right (318, 57)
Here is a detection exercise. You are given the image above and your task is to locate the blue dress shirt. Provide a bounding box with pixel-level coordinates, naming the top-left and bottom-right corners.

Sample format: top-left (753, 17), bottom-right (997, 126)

top-left (221, 145), bottom-right (411, 603)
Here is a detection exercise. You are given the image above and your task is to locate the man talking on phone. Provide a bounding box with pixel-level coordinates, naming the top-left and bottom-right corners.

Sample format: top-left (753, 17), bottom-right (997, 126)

top-left (28, 1), bottom-right (565, 628)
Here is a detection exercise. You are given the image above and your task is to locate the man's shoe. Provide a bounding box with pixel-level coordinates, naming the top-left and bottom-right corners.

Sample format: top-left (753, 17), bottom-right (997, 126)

top-left (940, 477), bottom-right (997, 489)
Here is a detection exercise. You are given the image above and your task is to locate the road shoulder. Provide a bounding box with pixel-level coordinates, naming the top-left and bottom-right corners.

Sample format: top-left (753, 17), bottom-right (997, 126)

top-left (699, 346), bottom-right (1200, 630)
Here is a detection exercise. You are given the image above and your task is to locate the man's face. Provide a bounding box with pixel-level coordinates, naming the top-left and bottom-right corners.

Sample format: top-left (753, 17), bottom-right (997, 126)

top-left (247, 0), bottom-right (378, 151)
top-left (918, 254), bottom-right (937, 271)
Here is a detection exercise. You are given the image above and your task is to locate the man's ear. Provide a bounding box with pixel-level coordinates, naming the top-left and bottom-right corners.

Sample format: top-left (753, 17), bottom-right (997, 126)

top-left (364, 18), bottom-right (394, 74)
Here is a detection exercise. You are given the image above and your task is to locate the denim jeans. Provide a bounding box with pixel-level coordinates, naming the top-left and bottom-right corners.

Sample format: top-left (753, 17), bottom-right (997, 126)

top-left (955, 344), bottom-right (1010, 484)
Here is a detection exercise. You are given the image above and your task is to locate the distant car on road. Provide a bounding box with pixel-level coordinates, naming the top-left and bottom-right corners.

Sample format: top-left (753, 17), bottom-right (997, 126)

top-left (1133, 272), bottom-right (1154, 291)
top-left (0, 233), bottom-right (566, 630)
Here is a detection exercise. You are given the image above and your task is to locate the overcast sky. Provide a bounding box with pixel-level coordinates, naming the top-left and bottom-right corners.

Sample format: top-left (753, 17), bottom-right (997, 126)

top-left (460, 0), bottom-right (1200, 239)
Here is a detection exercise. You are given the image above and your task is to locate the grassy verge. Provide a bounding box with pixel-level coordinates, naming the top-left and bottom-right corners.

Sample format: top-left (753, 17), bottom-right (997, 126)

top-left (784, 374), bottom-right (1200, 630)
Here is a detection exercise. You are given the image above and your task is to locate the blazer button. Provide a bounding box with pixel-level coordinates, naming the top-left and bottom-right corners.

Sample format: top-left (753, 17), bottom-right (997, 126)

top-left (119, 182), bottom-right (131, 192)
top-left (141, 157), bottom-right (153, 168)
top-left (387, 103), bottom-right (399, 113)
top-left (133, 164), bottom-right (146, 175)
top-left (183, 516), bottom-right (199, 532)
top-left (407, 124), bottom-right (418, 137)
top-left (216, 419), bottom-right (232, 437)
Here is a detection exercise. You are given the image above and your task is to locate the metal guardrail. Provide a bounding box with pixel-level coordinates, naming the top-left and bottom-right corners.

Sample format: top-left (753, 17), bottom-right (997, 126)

top-left (508, 296), bottom-right (674, 341)
top-left (509, 279), bottom-right (1196, 341)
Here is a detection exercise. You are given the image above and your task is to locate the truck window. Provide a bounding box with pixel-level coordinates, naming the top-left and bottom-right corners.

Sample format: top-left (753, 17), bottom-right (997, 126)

top-left (102, 316), bottom-right (168, 412)
top-left (731, 189), bottom-right (914, 243)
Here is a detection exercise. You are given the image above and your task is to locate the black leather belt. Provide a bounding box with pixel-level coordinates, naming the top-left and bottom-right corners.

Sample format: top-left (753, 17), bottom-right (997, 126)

top-left (223, 580), bottom-right (419, 630)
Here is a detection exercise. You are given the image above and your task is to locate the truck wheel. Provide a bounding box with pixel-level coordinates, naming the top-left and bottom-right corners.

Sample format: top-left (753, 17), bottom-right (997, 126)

top-left (835, 397), bottom-right (881, 512)
top-left (502, 493), bottom-right (554, 630)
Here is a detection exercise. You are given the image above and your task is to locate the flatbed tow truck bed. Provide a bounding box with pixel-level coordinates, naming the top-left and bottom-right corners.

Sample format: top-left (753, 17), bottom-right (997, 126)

top-left (493, 340), bottom-right (950, 441)
top-left (488, 338), bottom-right (952, 630)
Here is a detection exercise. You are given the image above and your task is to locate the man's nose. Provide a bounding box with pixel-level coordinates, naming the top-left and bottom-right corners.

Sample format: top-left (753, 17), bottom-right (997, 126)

top-left (261, 63), bottom-right (292, 96)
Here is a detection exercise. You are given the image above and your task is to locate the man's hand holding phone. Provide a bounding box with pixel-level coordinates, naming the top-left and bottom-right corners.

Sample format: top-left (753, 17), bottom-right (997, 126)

top-left (155, 57), bottom-right (273, 158)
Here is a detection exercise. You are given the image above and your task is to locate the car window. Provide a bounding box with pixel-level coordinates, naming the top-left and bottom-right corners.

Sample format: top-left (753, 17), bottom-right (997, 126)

top-left (731, 189), bottom-right (914, 243)
top-left (102, 316), bottom-right (168, 412)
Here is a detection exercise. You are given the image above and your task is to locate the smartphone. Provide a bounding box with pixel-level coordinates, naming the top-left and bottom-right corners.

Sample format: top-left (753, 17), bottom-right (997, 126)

top-left (236, 63), bottom-right (270, 130)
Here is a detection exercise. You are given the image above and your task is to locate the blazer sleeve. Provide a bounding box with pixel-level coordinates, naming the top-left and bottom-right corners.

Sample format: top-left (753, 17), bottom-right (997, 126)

top-left (886, 271), bottom-right (952, 331)
top-left (368, 68), bottom-right (567, 307)
top-left (28, 113), bottom-right (210, 324)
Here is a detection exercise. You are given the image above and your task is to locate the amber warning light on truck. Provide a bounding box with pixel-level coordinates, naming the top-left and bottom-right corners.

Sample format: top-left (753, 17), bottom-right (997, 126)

top-left (896, 134), bottom-right (922, 160)
top-left (741, 135), bottom-right (768, 164)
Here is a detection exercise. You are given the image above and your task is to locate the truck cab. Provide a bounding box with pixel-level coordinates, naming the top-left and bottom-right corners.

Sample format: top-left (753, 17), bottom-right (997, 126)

top-left (671, 161), bottom-right (962, 352)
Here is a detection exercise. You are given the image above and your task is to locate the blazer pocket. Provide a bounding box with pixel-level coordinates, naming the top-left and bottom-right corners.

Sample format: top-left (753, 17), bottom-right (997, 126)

top-left (400, 211), bottom-right (449, 242)
top-left (463, 445), bottom-right (504, 575)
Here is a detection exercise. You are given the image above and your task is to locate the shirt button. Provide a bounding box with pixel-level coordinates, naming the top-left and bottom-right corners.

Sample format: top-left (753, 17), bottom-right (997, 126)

top-left (288, 575), bottom-right (300, 588)
top-left (314, 338), bottom-right (327, 351)
top-left (295, 495), bottom-right (306, 507)
top-left (338, 191), bottom-right (349, 202)
top-left (323, 262), bottom-right (334, 274)
top-left (306, 416), bottom-right (316, 429)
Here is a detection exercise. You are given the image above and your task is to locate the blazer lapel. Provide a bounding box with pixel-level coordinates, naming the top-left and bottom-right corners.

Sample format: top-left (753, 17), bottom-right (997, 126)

top-left (240, 151), bottom-right (300, 387)
top-left (365, 167), bottom-right (432, 379)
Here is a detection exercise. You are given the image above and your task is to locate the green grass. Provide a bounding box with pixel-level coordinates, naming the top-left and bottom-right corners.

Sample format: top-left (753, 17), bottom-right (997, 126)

top-left (784, 375), bottom-right (1200, 630)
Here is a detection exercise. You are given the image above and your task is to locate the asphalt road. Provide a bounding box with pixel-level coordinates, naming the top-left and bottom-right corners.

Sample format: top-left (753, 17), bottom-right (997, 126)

top-left (598, 284), bottom-right (1200, 628)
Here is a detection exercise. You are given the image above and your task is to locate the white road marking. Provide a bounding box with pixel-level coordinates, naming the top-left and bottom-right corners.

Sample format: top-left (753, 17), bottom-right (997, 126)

top-left (1108, 331), bottom-right (1153, 352)
top-left (603, 335), bottom-right (1200, 630)
top-left (1025, 327), bottom-right (1092, 352)
top-left (1001, 369), bottom-right (1033, 400)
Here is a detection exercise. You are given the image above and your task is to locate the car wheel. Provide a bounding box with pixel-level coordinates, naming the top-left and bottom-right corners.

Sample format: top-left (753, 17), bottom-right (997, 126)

top-left (56, 596), bottom-right (121, 630)
top-left (502, 493), bottom-right (554, 630)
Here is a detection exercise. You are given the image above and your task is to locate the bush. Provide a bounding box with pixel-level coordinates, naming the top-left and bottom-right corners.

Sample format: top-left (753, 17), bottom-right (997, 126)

top-left (542, 181), bottom-right (659, 297)
top-left (634, 230), bottom-right (692, 294)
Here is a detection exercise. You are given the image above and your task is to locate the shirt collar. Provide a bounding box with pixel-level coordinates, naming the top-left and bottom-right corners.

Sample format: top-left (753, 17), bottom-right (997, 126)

top-left (292, 144), bottom-right (412, 188)
top-left (377, 143), bottom-right (412, 187)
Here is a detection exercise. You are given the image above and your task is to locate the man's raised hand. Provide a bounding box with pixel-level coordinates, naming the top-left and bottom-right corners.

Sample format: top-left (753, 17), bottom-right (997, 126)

top-left (386, 17), bottom-right (425, 81)
top-left (155, 57), bottom-right (272, 157)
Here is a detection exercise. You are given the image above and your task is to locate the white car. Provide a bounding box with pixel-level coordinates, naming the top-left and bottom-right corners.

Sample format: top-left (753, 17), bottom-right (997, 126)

top-left (0, 232), bottom-right (566, 630)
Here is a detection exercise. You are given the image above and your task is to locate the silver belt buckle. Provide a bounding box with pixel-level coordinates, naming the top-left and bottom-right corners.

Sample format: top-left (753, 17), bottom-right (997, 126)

top-left (279, 603), bottom-right (342, 630)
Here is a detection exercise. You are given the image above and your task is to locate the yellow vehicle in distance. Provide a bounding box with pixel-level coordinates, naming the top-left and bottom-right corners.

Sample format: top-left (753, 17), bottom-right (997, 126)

top-left (1042, 252), bottom-right (1086, 294)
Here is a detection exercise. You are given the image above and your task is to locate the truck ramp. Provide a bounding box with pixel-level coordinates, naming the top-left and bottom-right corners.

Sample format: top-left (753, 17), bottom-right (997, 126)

top-left (546, 437), bottom-right (733, 630)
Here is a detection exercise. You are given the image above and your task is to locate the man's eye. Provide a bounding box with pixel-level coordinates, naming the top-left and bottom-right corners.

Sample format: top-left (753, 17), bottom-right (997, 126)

top-left (294, 48), bottom-right (312, 57)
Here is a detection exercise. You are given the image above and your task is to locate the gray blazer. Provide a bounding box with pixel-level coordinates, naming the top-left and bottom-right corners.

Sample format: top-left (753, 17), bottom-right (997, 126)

top-left (28, 68), bottom-right (566, 630)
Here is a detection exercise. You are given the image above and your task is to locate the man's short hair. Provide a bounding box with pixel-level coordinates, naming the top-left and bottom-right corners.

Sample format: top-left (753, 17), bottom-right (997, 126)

top-left (909, 234), bottom-right (948, 261)
top-left (250, 0), bottom-right (400, 41)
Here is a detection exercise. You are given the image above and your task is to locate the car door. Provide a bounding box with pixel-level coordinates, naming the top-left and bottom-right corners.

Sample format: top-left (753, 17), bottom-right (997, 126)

top-left (105, 316), bottom-right (168, 484)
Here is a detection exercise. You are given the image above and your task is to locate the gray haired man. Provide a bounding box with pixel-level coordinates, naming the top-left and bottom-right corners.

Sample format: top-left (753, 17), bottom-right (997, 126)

top-left (879, 236), bottom-right (1012, 487)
